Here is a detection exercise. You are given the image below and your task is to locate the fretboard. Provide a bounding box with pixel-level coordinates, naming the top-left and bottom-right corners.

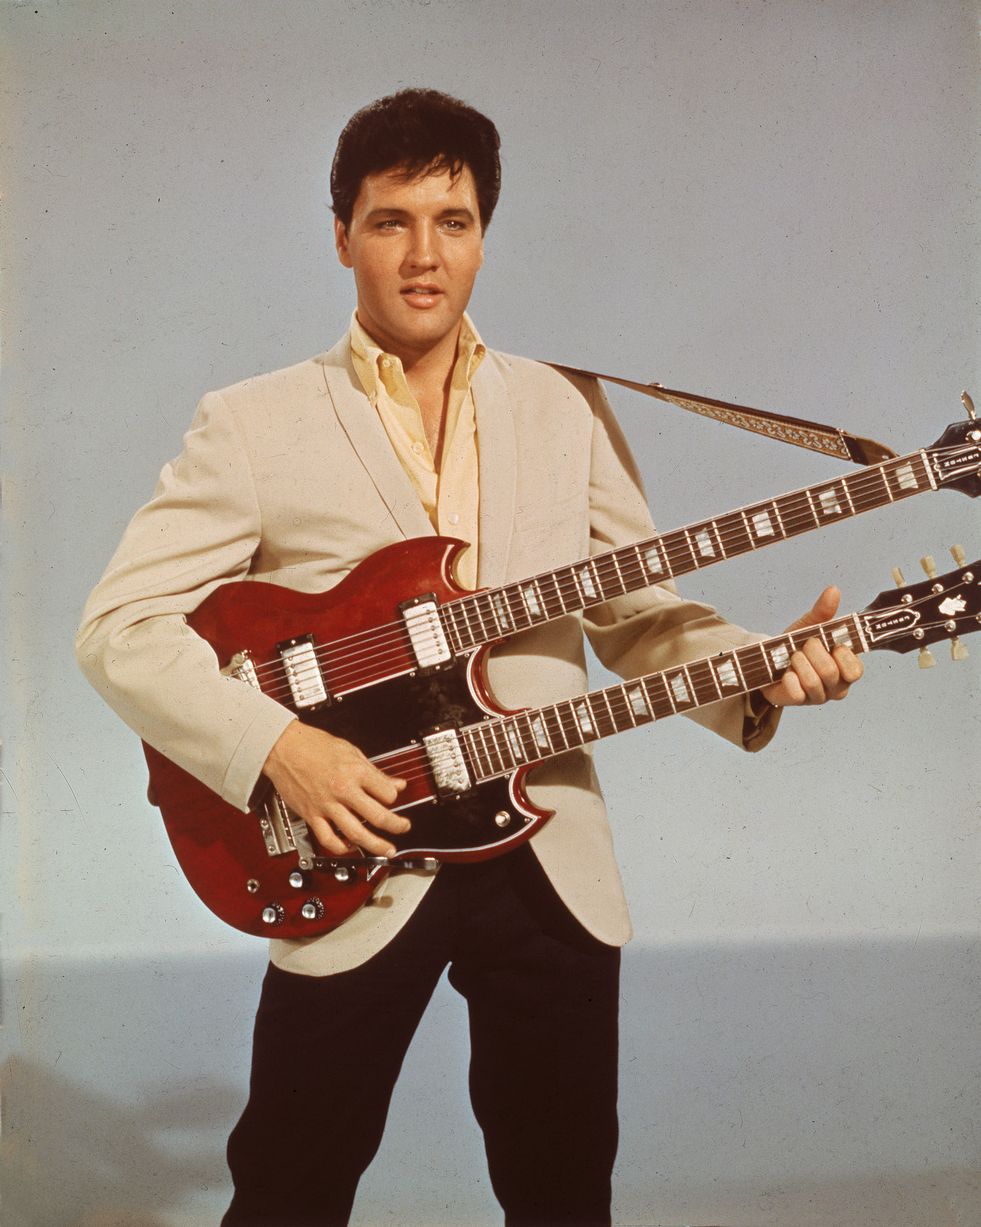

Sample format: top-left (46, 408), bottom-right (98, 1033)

top-left (439, 449), bottom-right (936, 653)
top-left (461, 615), bottom-right (867, 781)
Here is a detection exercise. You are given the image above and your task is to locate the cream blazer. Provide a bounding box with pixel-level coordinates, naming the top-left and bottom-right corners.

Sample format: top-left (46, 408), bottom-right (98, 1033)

top-left (76, 336), bottom-right (777, 974)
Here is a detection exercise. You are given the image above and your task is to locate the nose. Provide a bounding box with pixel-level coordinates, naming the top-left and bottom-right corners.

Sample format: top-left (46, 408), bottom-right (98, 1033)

top-left (403, 222), bottom-right (439, 272)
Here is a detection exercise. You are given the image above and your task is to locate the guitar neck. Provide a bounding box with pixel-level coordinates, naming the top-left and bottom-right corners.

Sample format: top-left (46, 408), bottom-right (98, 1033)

top-left (461, 614), bottom-right (865, 780)
top-left (458, 551), bottom-right (978, 780)
top-left (441, 448), bottom-right (936, 651)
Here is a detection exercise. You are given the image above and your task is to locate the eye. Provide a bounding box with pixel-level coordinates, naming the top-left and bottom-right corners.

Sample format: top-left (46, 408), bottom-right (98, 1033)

top-left (377, 218), bottom-right (403, 231)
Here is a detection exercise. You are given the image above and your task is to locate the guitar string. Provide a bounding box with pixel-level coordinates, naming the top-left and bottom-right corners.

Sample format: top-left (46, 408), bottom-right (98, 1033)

top-left (347, 616), bottom-right (879, 796)
top-left (237, 450), bottom-right (936, 695)
top-left (246, 470), bottom-right (930, 703)
top-left (236, 451), bottom-right (954, 701)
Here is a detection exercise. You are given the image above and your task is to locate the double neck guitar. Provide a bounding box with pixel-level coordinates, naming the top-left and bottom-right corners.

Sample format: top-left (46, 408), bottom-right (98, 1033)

top-left (142, 417), bottom-right (981, 936)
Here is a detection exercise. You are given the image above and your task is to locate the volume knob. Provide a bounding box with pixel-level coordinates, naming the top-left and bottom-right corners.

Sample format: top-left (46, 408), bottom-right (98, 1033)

top-left (301, 898), bottom-right (326, 921)
top-left (261, 904), bottom-right (285, 926)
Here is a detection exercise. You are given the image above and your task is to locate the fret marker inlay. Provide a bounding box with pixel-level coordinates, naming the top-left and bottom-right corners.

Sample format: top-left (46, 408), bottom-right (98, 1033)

top-left (643, 546), bottom-right (664, 575)
top-left (521, 584), bottom-right (543, 619)
top-left (717, 660), bottom-right (739, 689)
top-left (752, 511), bottom-right (775, 538)
top-left (669, 674), bottom-right (690, 704)
top-left (694, 528), bottom-right (715, 558)
top-left (574, 701), bottom-right (594, 736)
top-left (578, 566), bottom-right (598, 600)
top-left (831, 625), bottom-right (853, 648)
top-left (627, 685), bottom-right (649, 717)
top-left (769, 643), bottom-right (790, 670)
top-left (818, 488), bottom-right (842, 516)
top-left (895, 463), bottom-right (918, 491)
top-left (531, 716), bottom-right (550, 751)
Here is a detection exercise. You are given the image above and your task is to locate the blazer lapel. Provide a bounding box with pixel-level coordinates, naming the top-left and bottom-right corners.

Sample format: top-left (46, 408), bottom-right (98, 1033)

top-left (318, 337), bottom-right (434, 542)
top-left (472, 356), bottom-right (516, 588)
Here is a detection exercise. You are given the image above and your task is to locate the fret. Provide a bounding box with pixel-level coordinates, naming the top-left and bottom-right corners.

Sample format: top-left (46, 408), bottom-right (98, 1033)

top-left (645, 674), bottom-right (674, 719)
top-left (463, 725), bottom-right (492, 781)
top-left (472, 721), bottom-right (504, 777)
top-left (546, 570), bottom-right (570, 615)
top-left (743, 503), bottom-right (782, 543)
top-left (593, 689), bottom-right (620, 738)
top-left (454, 598), bottom-right (480, 651)
top-left (502, 718), bottom-right (525, 767)
top-left (713, 509), bottom-right (754, 558)
top-left (802, 489), bottom-right (822, 531)
top-left (607, 549), bottom-right (630, 596)
top-left (916, 451), bottom-right (939, 492)
top-left (743, 641), bottom-right (777, 688)
top-left (667, 529), bottom-right (699, 574)
top-left (518, 711), bottom-right (547, 761)
top-left (441, 602), bottom-right (466, 655)
top-left (542, 705), bottom-right (570, 752)
top-left (856, 465), bottom-right (894, 509)
top-left (637, 538), bottom-right (672, 581)
top-left (506, 584), bottom-right (532, 632)
top-left (687, 658), bottom-right (723, 704)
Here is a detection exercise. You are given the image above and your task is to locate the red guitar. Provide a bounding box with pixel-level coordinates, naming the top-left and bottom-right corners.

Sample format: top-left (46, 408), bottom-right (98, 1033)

top-left (145, 550), bottom-right (980, 937)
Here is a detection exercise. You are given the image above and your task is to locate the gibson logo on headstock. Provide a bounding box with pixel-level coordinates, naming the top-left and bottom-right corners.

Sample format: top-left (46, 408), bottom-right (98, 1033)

top-left (938, 595), bottom-right (968, 616)
top-left (865, 609), bottom-right (919, 641)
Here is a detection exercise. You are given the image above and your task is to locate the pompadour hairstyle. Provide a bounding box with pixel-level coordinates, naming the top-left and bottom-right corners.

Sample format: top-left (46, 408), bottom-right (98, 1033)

top-left (330, 88), bottom-right (501, 231)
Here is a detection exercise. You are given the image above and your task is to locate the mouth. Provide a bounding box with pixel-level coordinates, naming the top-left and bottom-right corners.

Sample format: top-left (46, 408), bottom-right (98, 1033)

top-left (401, 284), bottom-right (444, 309)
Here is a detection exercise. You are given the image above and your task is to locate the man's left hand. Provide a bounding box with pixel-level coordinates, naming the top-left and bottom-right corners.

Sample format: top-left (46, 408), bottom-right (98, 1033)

top-left (761, 586), bottom-right (864, 707)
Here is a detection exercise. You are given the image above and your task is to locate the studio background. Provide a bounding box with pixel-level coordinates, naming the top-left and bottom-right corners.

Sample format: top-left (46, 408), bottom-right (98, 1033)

top-left (2, 2), bottom-right (978, 1225)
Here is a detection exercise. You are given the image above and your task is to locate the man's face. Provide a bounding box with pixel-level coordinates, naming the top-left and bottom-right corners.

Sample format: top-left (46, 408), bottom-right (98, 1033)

top-left (334, 164), bottom-right (484, 363)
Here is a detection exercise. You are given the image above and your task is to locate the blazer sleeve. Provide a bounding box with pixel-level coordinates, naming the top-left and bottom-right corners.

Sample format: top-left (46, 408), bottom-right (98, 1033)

top-left (75, 389), bottom-right (296, 810)
top-left (577, 376), bottom-right (780, 752)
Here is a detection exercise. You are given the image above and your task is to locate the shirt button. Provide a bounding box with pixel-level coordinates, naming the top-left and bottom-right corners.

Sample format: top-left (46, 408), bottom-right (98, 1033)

top-left (411, 441), bottom-right (424, 455)
top-left (381, 357), bottom-right (392, 368)
top-left (448, 513), bottom-right (460, 525)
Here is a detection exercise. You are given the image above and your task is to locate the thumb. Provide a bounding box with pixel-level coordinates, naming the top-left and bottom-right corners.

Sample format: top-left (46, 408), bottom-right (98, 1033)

top-left (782, 585), bottom-right (840, 634)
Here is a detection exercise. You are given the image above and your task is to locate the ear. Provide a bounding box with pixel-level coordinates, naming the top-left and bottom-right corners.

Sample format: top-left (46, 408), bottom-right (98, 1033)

top-left (334, 216), bottom-right (353, 269)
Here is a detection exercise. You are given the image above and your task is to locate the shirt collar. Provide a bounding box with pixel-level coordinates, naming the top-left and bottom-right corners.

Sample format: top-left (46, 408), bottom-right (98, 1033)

top-left (349, 310), bottom-right (485, 405)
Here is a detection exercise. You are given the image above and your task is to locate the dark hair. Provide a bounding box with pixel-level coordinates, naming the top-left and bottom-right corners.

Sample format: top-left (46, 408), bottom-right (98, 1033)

top-left (330, 88), bottom-right (501, 231)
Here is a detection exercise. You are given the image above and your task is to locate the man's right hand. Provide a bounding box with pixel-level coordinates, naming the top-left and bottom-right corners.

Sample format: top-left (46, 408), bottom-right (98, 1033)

top-left (262, 720), bottom-right (409, 857)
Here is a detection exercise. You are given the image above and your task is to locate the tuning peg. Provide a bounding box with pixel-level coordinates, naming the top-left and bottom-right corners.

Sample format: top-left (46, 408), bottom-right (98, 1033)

top-left (918, 646), bottom-right (936, 669)
top-left (920, 555), bottom-right (938, 579)
top-left (951, 637), bottom-right (969, 662)
top-left (950, 544), bottom-right (966, 567)
top-left (962, 391), bottom-right (976, 422)
top-left (891, 566), bottom-right (906, 587)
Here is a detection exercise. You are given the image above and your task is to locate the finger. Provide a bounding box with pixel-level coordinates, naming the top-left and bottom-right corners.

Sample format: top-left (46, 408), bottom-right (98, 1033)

top-left (355, 791), bottom-right (412, 836)
top-left (783, 585), bottom-right (840, 634)
top-left (799, 639), bottom-right (843, 698)
top-left (361, 762), bottom-right (408, 804)
top-left (833, 646), bottom-right (864, 687)
top-left (764, 670), bottom-right (805, 707)
top-left (323, 803), bottom-right (399, 858)
top-left (305, 812), bottom-right (356, 856)
top-left (787, 648), bottom-right (827, 704)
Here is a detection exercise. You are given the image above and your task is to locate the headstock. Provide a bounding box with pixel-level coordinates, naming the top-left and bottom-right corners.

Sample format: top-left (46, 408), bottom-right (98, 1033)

top-left (927, 394), bottom-right (981, 498)
top-left (862, 546), bottom-right (980, 661)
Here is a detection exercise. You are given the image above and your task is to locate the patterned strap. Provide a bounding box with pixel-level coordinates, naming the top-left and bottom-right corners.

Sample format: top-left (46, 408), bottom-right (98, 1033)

top-left (546, 362), bottom-right (896, 464)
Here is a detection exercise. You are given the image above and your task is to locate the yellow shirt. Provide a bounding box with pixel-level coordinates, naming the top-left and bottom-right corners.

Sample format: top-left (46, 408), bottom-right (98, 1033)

top-left (349, 312), bottom-right (484, 589)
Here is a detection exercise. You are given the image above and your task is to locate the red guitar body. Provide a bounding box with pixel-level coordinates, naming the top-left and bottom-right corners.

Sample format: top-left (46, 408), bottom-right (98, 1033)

top-left (144, 537), bottom-right (549, 938)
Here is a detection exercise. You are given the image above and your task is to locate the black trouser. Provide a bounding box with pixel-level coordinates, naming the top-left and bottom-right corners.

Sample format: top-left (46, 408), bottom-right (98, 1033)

top-left (222, 848), bottom-right (621, 1227)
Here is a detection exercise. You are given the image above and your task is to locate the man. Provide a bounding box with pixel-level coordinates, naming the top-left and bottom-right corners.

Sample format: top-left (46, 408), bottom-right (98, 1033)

top-left (76, 89), bottom-right (861, 1226)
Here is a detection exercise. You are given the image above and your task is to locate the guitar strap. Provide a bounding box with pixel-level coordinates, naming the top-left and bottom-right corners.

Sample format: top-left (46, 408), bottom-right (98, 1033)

top-left (545, 361), bottom-right (897, 465)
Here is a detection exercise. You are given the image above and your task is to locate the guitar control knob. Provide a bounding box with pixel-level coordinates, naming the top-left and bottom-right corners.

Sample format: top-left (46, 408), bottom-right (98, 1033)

top-left (261, 904), bottom-right (285, 926)
top-left (494, 811), bottom-right (512, 828)
top-left (288, 871), bottom-right (305, 889)
top-left (301, 898), bottom-right (326, 921)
